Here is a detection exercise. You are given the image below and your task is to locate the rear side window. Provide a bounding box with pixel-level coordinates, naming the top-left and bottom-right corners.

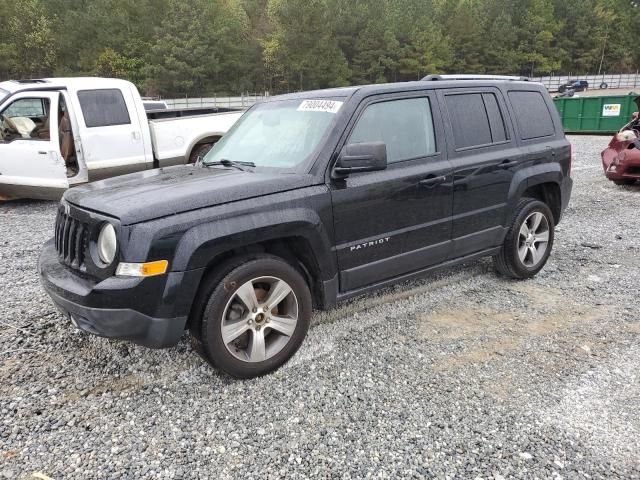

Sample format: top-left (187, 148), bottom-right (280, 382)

top-left (77, 89), bottom-right (131, 128)
top-left (348, 97), bottom-right (436, 164)
top-left (508, 91), bottom-right (555, 140)
top-left (445, 92), bottom-right (509, 149)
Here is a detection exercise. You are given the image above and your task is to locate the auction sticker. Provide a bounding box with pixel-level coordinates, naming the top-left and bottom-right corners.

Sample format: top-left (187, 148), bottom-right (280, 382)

top-left (603, 104), bottom-right (621, 117)
top-left (297, 99), bottom-right (343, 113)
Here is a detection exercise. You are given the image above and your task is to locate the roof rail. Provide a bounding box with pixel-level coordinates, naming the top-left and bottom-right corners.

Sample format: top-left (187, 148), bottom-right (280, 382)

top-left (422, 74), bottom-right (529, 82)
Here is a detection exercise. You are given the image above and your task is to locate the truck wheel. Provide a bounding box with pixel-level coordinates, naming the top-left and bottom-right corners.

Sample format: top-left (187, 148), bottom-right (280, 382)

top-left (189, 143), bottom-right (213, 163)
top-left (493, 198), bottom-right (555, 279)
top-left (200, 255), bottom-right (312, 378)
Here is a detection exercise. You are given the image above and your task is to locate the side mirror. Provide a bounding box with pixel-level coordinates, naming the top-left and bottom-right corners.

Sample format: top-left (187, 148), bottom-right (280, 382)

top-left (333, 141), bottom-right (387, 178)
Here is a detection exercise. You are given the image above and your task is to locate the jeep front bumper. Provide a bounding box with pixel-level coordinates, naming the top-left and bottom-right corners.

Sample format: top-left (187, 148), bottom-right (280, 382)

top-left (38, 239), bottom-right (201, 348)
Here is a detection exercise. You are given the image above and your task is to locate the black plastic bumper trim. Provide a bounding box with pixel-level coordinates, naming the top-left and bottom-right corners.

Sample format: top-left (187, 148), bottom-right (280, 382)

top-left (45, 286), bottom-right (186, 349)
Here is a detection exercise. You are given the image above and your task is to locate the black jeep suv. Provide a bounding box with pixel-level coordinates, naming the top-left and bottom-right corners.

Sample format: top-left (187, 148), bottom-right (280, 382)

top-left (39, 75), bottom-right (573, 378)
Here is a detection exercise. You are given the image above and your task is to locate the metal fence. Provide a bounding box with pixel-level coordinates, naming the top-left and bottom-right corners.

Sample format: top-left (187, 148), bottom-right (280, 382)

top-left (531, 73), bottom-right (640, 91)
top-left (161, 93), bottom-right (268, 109)
top-left (163, 76), bottom-right (640, 102)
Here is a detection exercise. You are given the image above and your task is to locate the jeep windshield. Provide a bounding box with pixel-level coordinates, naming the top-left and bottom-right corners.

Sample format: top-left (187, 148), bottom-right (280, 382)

top-left (203, 98), bottom-right (344, 170)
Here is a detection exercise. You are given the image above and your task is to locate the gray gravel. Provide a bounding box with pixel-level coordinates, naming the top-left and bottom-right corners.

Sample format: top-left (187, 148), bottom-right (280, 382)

top-left (1, 135), bottom-right (639, 479)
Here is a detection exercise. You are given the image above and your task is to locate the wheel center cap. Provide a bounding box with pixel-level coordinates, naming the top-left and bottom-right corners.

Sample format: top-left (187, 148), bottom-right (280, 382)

top-left (255, 313), bottom-right (266, 324)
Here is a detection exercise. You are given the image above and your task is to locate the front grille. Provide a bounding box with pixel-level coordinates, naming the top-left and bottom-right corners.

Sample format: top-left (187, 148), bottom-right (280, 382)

top-left (54, 207), bottom-right (89, 271)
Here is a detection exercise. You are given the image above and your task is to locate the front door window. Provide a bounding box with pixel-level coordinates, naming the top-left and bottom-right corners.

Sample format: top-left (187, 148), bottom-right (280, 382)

top-left (347, 97), bottom-right (437, 163)
top-left (0, 98), bottom-right (51, 142)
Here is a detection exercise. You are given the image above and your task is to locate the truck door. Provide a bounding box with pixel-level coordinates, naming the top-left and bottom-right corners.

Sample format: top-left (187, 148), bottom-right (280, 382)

top-left (72, 88), bottom-right (147, 180)
top-left (330, 94), bottom-right (454, 292)
top-left (438, 88), bottom-right (525, 258)
top-left (0, 92), bottom-right (68, 200)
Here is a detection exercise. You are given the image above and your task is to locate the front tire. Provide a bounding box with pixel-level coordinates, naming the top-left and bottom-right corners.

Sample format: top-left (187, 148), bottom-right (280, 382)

top-left (493, 198), bottom-right (555, 279)
top-left (200, 255), bottom-right (312, 378)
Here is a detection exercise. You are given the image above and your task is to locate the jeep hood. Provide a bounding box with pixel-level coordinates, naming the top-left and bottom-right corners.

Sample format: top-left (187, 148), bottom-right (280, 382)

top-left (64, 165), bottom-right (315, 225)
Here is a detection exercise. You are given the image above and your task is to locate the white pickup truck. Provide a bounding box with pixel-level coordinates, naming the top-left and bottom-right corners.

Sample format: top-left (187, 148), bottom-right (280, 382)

top-left (0, 77), bottom-right (243, 200)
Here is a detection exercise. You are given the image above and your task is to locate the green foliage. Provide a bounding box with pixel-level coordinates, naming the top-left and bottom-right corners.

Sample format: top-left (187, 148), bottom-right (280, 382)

top-left (0, 0), bottom-right (639, 95)
top-left (95, 47), bottom-right (147, 89)
top-left (141, 0), bottom-right (253, 96)
top-left (0, 0), bottom-right (57, 78)
top-left (264, 0), bottom-right (350, 91)
top-left (516, 0), bottom-right (563, 76)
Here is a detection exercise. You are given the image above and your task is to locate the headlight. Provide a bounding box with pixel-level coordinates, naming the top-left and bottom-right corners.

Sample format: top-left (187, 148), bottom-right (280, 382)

top-left (97, 223), bottom-right (117, 265)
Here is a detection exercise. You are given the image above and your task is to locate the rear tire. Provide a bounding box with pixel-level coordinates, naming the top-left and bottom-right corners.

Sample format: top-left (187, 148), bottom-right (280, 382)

top-left (199, 255), bottom-right (312, 378)
top-left (493, 198), bottom-right (555, 279)
top-left (189, 143), bottom-right (214, 163)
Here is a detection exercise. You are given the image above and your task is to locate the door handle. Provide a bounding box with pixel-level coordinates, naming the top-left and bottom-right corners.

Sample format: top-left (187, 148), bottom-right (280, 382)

top-left (497, 159), bottom-right (518, 169)
top-left (38, 151), bottom-right (47, 155)
top-left (418, 175), bottom-right (447, 187)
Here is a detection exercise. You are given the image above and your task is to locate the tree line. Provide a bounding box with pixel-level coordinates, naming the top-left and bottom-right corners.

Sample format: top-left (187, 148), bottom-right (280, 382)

top-left (0, 0), bottom-right (638, 97)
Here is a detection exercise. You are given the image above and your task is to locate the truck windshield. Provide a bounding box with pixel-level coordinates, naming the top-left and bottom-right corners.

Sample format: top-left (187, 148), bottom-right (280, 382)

top-left (203, 98), bottom-right (343, 170)
top-left (0, 88), bottom-right (9, 105)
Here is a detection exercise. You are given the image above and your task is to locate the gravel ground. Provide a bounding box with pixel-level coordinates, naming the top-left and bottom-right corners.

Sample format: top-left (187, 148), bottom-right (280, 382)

top-left (1, 135), bottom-right (639, 479)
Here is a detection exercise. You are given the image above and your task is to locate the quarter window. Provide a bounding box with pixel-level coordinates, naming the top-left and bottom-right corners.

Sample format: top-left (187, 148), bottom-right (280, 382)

top-left (347, 98), bottom-right (437, 164)
top-left (445, 92), bottom-right (508, 149)
top-left (483, 93), bottom-right (508, 142)
top-left (77, 89), bottom-right (131, 128)
top-left (508, 91), bottom-right (555, 140)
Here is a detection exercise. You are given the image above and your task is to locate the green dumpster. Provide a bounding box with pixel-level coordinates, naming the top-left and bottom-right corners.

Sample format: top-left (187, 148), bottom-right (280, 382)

top-left (553, 95), bottom-right (637, 134)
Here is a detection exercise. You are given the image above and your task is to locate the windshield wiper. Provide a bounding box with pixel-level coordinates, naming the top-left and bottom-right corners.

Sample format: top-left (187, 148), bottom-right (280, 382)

top-left (205, 159), bottom-right (256, 171)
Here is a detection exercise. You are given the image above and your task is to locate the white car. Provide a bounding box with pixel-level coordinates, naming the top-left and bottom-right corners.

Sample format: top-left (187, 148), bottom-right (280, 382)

top-left (0, 77), bottom-right (243, 200)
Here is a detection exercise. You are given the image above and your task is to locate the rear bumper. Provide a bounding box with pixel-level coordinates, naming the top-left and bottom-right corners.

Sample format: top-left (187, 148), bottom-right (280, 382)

top-left (39, 239), bottom-right (201, 348)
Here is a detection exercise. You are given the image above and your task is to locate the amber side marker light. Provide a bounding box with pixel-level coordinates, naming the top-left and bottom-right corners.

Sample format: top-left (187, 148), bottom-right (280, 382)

top-left (116, 260), bottom-right (169, 277)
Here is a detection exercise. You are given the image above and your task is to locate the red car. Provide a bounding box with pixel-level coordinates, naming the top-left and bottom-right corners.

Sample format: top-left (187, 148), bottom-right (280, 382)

top-left (601, 100), bottom-right (640, 186)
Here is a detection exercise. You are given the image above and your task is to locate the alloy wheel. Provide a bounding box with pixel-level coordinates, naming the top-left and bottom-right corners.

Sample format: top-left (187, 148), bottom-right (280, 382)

top-left (517, 211), bottom-right (550, 268)
top-left (220, 276), bottom-right (299, 363)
